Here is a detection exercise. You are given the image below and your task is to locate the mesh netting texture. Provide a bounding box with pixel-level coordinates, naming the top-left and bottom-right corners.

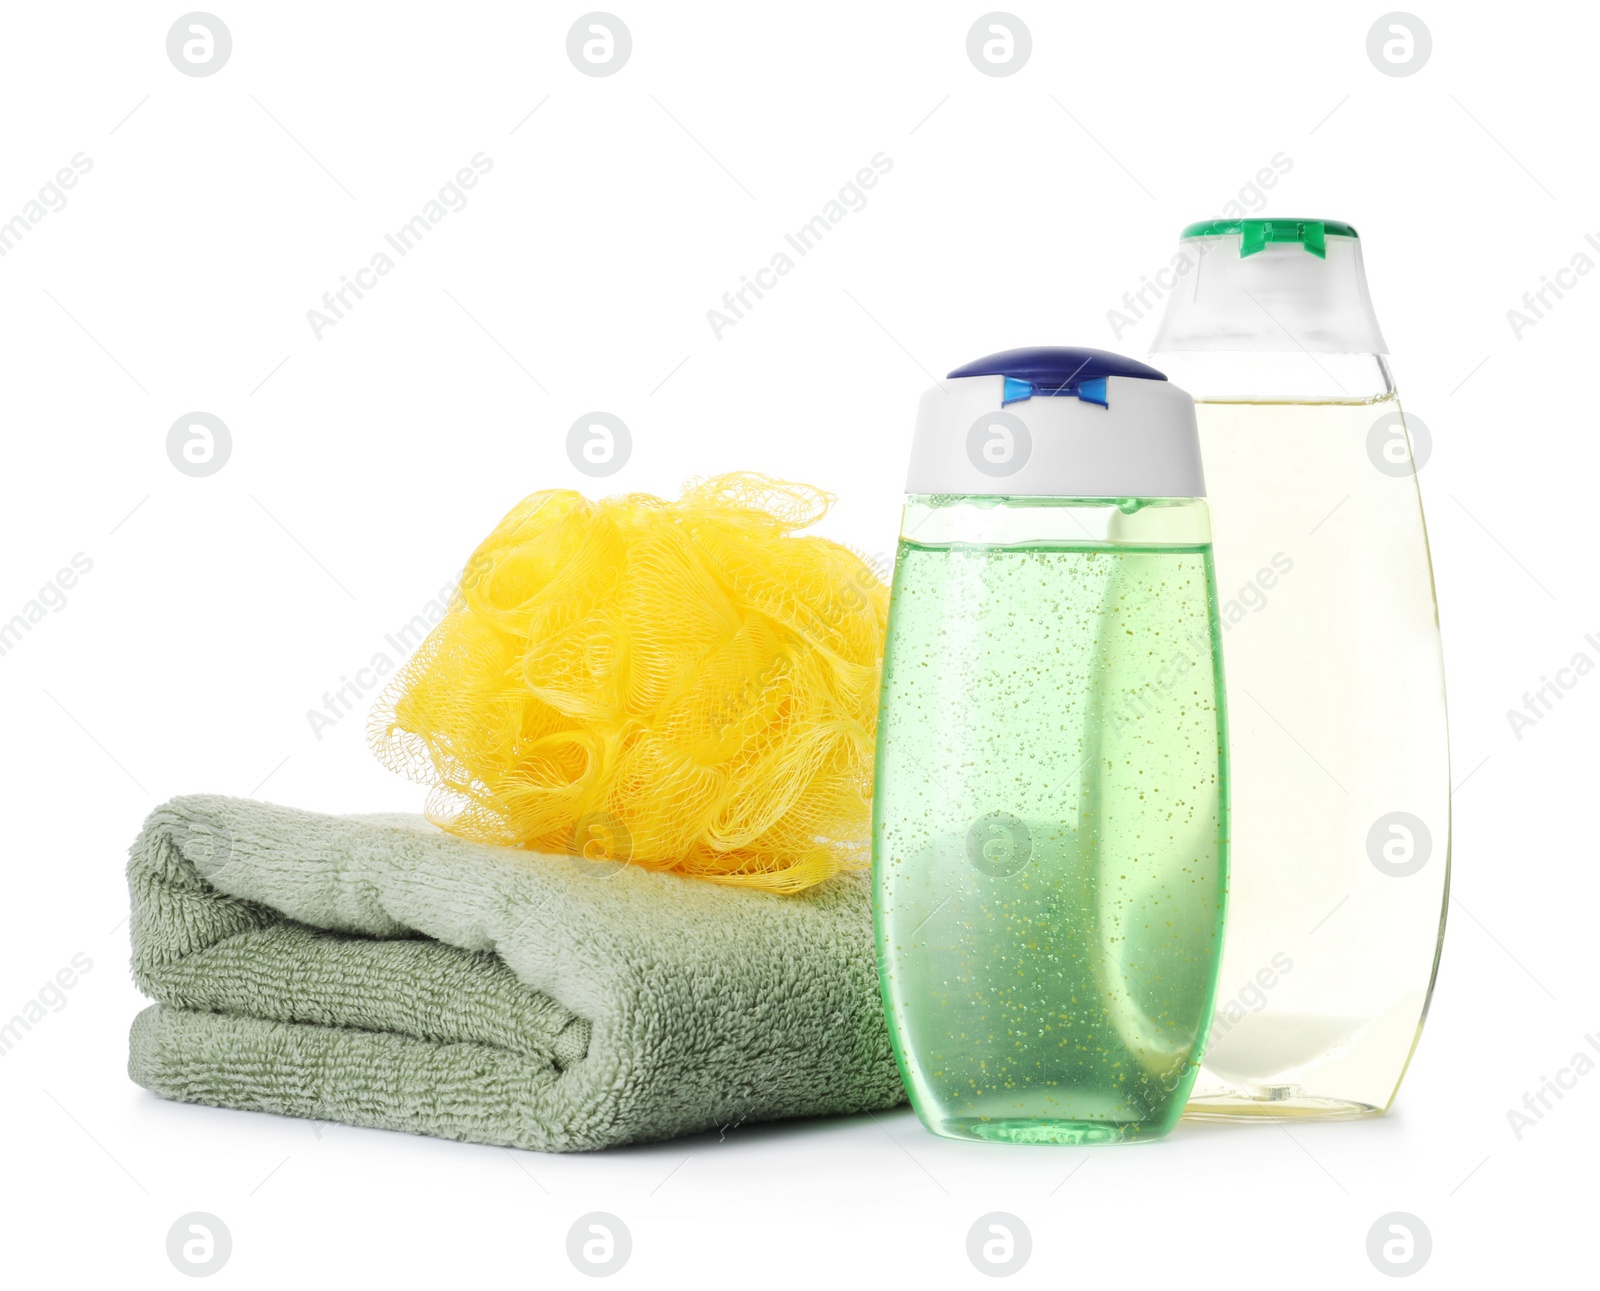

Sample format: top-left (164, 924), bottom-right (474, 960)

top-left (369, 473), bottom-right (887, 893)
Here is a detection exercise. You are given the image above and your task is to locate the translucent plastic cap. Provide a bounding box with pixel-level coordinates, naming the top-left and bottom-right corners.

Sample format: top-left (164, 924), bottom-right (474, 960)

top-left (906, 346), bottom-right (1205, 498)
top-left (1152, 218), bottom-right (1388, 355)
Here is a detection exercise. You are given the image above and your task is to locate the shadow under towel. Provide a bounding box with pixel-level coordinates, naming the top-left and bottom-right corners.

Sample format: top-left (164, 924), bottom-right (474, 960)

top-left (127, 795), bottom-right (904, 1152)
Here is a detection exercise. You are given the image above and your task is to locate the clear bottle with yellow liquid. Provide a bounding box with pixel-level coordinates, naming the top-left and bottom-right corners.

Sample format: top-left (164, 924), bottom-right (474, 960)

top-left (1150, 219), bottom-right (1450, 1119)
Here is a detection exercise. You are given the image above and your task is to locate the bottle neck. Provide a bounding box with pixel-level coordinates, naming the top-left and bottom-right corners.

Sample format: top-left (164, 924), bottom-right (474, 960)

top-left (1148, 351), bottom-right (1396, 403)
top-left (901, 496), bottom-right (1212, 548)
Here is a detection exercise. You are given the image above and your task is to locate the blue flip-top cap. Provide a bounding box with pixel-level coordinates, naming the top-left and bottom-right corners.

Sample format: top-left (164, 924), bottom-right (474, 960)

top-left (909, 344), bottom-right (1201, 496)
top-left (947, 346), bottom-right (1169, 409)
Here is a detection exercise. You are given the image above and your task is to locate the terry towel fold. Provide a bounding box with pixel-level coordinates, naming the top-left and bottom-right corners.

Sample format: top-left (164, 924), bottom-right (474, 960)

top-left (127, 795), bottom-right (904, 1151)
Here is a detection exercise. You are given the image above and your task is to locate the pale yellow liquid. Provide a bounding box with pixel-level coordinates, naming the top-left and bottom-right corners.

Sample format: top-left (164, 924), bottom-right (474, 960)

top-left (1185, 396), bottom-right (1450, 1119)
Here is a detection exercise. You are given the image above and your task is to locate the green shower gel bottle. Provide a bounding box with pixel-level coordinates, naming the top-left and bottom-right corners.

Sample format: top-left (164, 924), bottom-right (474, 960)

top-left (873, 348), bottom-right (1229, 1144)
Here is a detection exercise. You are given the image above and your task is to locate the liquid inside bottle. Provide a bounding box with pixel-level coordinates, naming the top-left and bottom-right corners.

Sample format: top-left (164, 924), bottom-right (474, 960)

top-left (1173, 381), bottom-right (1450, 1118)
top-left (873, 497), bottom-right (1229, 1143)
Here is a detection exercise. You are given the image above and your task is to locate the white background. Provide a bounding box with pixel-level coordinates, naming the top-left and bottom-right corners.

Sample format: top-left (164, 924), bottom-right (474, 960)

top-left (1, 1), bottom-right (1595, 1285)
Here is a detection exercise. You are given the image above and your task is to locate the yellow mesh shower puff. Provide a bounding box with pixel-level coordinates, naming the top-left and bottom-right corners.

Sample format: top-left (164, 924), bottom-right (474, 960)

top-left (369, 473), bottom-right (887, 894)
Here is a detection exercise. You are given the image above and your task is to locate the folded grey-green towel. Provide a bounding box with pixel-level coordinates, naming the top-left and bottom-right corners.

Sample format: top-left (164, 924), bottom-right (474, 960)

top-left (127, 795), bottom-right (904, 1151)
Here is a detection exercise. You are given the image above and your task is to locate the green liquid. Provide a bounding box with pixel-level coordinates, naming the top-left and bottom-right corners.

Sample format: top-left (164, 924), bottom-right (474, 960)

top-left (872, 538), bottom-right (1229, 1144)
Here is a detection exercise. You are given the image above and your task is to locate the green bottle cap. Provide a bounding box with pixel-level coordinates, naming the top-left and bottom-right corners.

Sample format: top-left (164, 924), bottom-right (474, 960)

top-left (1179, 218), bottom-right (1359, 259)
